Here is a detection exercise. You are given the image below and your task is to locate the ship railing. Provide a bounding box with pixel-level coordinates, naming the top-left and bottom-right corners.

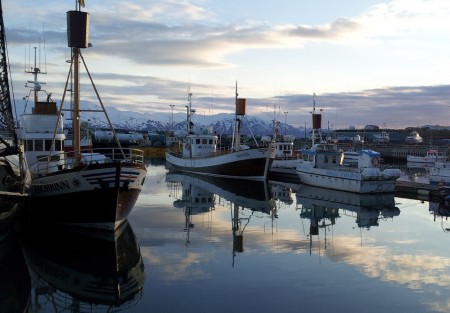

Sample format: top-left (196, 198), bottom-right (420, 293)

top-left (33, 147), bottom-right (145, 174)
top-left (209, 146), bottom-right (232, 157)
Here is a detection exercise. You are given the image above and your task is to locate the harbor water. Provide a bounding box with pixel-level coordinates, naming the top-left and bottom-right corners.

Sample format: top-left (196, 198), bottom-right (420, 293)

top-left (3, 160), bottom-right (450, 313)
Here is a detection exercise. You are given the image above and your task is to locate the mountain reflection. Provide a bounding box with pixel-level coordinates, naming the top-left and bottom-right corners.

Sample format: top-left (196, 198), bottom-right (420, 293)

top-left (20, 219), bottom-right (145, 312)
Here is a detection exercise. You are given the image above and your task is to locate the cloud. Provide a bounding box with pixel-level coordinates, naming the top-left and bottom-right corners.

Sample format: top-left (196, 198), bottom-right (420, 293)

top-left (4, 0), bottom-right (450, 128)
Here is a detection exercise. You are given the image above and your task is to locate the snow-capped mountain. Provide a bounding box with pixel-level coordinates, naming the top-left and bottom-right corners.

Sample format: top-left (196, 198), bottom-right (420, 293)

top-left (12, 98), bottom-right (306, 138)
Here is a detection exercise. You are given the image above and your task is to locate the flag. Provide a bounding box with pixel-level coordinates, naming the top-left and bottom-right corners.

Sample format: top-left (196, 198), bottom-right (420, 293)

top-left (79, 0), bottom-right (85, 7)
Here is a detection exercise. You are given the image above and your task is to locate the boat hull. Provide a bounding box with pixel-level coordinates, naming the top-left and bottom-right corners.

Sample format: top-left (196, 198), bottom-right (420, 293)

top-left (296, 165), bottom-right (397, 193)
top-left (28, 162), bottom-right (146, 230)
top-left (430, 165), bottom-right (450, 186)
top-left (165, 148), bottom-right (273, 180)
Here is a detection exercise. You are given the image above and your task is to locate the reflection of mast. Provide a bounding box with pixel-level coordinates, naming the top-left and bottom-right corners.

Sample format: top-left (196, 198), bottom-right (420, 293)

top-left (171, 176), bottom-right (215, 247)
top-left (231, 203), bottom-right (252, 268)
top-left (299, 205), bottom-right (339, 256)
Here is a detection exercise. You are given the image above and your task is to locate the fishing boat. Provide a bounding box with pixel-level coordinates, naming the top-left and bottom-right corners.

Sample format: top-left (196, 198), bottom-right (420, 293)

top-left (17, 3), bottom-right (147, 230)
top-left (373, 131), bottom-right (389, 143)
top-left (295, 101), bottom-right (401, 193)
top-left (0, 0), bottom-right (30, 202)
top-left (165, 86), bottom-right (275, 180)
top-left (404, 130), bottom-right (423, 144)
top-left (406, 149), bottom-right (447, 163)
top-left (262, 106), bottom-right (299, 176)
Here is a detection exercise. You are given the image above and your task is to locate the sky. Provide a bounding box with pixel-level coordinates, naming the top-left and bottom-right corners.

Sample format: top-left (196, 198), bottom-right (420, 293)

top-left (2, 0), bottom-right (450, 129)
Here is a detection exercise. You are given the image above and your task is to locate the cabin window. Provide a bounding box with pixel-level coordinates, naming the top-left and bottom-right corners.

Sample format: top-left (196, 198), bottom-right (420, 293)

top-left (45, 140), bottom-right (52, 151)
top-left (35, 140), bottom-right (43, 151)
top-left (209, 139), bottom-right (213, 144)
top-left (56, 140), bottom-right (62, 151)
top-left (196, 139), bottom-right (200, 144)
top-left (202, 139), bottom-right (207, 144)
top-left (25, 140), bottom-right (33, 151)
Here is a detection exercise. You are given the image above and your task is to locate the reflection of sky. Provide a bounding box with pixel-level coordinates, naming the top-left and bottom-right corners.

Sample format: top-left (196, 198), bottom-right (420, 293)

top-left (128, 164), bottom-right (450, 313)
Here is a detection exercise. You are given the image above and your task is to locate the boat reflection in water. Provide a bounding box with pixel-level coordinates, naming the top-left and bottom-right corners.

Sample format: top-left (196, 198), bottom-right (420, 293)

top-left (296, 185), bottom-right (400, 250)
top-left (21, 219), bottom-right (145, 312)
top-left (430, 199), bottom-right (450, 233)
top-left (270, 181), bottom-right (295, 206)
top-left (0, 226), bottom-right (30, 313)
top-left (166, 170), bottom-right (276, 264)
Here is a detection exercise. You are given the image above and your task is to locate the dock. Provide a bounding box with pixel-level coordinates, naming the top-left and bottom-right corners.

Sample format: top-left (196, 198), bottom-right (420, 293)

top-left (395, 180), bottom-right (449, 201)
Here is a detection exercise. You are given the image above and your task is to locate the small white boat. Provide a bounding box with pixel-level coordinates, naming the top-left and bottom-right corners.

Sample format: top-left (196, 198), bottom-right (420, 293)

top-left (407, 149), bottom-right (447, 163)
top-left (165, 87), bottom-right (275, 180)
top-left (262, 116), bottom-right (299, 174)
top-left (373, 131), bottom-right (389, 143)
top-left (405, 131), bottom-right (423, 144)
top-left (295, 102), bottom-right (401, 193)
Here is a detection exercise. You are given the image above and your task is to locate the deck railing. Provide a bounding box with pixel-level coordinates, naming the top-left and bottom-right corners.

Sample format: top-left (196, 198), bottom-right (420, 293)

top-left (33, 147), bottom-right (145, 175)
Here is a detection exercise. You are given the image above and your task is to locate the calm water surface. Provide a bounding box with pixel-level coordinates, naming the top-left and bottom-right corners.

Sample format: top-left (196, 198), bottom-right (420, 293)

top-left (4, 161), bottom-right (450, 313)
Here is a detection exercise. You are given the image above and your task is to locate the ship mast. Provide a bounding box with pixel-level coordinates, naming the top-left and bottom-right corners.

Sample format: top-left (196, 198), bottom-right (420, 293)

top-left (62, 3), bottom-right (126, 164)
top-left (66, 7), bottom-right (89, 163)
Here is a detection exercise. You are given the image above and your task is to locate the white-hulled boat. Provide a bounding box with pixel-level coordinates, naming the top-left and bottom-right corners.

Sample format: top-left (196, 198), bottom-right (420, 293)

top-left (262, 108), bottom-right (299, 176)
top-left (407, 149), bottom-right (447, 163)
top-left (17, 4), bottom-right (147, 230)
top-left (405, 130), bottom-right (423, 144)
top-left (295, 102), bottom-right (401, 193)
top-left (165, 86), bottom-right (275, 180)
top-left (429, 161), bottom-right (450, 187)
top-left (373, 131), bottom-right (389, 143)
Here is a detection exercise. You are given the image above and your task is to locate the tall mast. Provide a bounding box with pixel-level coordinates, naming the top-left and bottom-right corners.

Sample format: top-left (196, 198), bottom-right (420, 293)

top-left (312, 93), bottom-right (316, 146)
top-left (67, 5), bottom-right (90, 164)
top-left (234, 82), bottom-right (240, 150)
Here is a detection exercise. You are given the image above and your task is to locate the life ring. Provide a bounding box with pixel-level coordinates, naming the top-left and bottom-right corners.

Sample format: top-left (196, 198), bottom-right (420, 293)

top-left (431, 167), bottom-right (439, 175)
top-left (371, 157), bottom-right (379, 167)
top-left (2, 175), bottom-right (16, 186)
